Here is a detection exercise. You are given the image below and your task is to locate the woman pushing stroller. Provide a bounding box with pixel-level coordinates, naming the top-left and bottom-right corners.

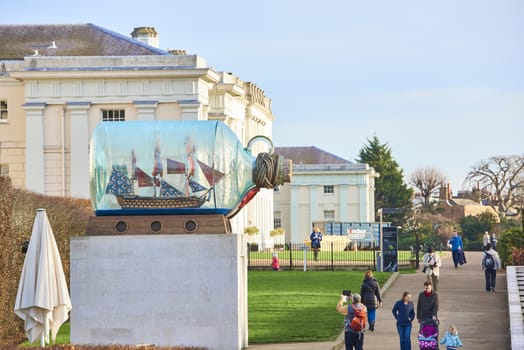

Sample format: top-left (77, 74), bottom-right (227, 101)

top-left (417, 281), bottom-right (439, 350)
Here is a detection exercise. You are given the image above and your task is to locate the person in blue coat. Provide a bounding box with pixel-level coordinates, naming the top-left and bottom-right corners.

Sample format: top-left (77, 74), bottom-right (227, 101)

top-left (392, 291), bottom-right (415, 350)
top-left (310, 227), bottom-right (322, 261)
top-left (448, 231), bottom-right (464, 268)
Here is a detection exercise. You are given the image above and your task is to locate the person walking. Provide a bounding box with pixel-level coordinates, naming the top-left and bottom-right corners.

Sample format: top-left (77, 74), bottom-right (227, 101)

top-left (337, 293), bottom-right (367, 350)
top-left (360, 270), bottom-right (382, 331)
top-left (310, 227), bottom-right (322, 261)
top-left (481, 243), bottom-right (501, 292)
top-left (482, 231), bottom-right (490, 249)
top-left (422, 246), bottom-right (441, 292)
top-left (440, 324), bottom-right (464, 349)
top-left (490, 233), bottom-right (497, 250)
top-left (392, 291), bottom-right (415, 350)
top-left (417, 281), bottom-right (439, 322)
top-left (448, 231), bottom-right (464, 268)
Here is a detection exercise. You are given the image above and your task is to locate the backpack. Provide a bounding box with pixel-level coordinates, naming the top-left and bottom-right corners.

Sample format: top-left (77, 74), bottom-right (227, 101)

top-left (483, 252), bottom-right (495, 270)
top-left (346, 304), bottom-right (367, 332)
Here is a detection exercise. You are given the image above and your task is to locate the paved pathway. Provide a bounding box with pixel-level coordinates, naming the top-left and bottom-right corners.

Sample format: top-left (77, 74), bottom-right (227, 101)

top-left (248, 251), bottom-right (510, 350)
top-left (363, 251), bottom-right (510, 350)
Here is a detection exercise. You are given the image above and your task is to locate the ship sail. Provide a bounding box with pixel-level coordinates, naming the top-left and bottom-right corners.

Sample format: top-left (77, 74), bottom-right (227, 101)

top-left (160, 179), bottom-right (185, 197)
top-left (197, 160), bottom-right (225, 186)
top-left (152, 142), bottom-right (163, 178)
top-left (189, 180), bottom-right (208, 193)
top-left (166, 158), bottom-right (185, 174)
top-left (136, 167), bottom-right (160, 187)
top-left (106, 169), bottom-right (133, 195)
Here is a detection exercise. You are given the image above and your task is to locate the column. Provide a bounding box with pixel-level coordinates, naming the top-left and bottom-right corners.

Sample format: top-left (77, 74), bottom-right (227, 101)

top-left (359, 184), bottom-right (370, 222)
top-left (133, 100), bottom-right (158, 120)
top-left (179, 100), bottom-right (203, 120)
top-left (24, 102), bottom-right (46, 193)
top-left (339, 184), bottom-right (350, 221)
top-left (67, 102), bottom-right (91, 198)
top-left (289, 185), bottom-right (299, 242)
top-left (309, 185), bottom-right (320, 227)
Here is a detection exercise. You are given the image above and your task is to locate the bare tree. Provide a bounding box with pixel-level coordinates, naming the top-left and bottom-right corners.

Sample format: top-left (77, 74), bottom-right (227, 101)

top-left (410, 167), bottom-right (447, 209)
top-left (465, 155), bottom-right (524, 213)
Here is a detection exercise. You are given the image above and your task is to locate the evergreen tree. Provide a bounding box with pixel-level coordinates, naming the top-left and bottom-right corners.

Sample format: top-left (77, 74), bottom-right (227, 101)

top-left (357, 136), bottom-right (413, 224)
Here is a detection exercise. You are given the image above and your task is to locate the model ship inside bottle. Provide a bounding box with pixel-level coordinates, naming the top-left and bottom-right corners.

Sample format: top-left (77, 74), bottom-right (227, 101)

top-left (90, 120), bottom-right (291, 217)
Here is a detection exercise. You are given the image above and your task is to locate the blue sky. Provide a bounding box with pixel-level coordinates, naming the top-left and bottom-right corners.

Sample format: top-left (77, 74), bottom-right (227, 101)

top-left (5, 0), bottom-right (524, 192)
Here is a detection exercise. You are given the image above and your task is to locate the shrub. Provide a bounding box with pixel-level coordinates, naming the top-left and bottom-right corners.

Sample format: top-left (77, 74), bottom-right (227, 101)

top-left (497, 227), bottom-right (524, 266)
top-left (512, 248), bottom-right (524, 266)
top-left (0, 177), bottom-right (92, 347)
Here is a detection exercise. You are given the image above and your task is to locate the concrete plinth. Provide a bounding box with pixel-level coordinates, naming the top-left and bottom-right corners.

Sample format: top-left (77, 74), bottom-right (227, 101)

top-left (70, 234), bottom-right (248, 350)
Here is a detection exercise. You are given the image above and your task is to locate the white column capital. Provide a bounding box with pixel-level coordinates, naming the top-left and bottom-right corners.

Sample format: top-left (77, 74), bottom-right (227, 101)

top-left (179, 100), bottom-right (203, 120)
top-left (133, 100), bottom-right (158, 120)
top-left (66, 101), bottom-right (91, 112)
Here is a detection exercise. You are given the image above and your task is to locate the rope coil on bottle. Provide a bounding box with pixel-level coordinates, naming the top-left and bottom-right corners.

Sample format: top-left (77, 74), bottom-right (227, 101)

top-left (254, 153), bottom-right (281, 189)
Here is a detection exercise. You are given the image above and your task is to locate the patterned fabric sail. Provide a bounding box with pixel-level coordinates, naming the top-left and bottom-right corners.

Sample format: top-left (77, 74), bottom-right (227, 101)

top-left (105, 169), bottom-right (133, 195)
top-left (160, 179), bottom-right (184, 197)
top-left (189, 180), bottom-right (208, 193)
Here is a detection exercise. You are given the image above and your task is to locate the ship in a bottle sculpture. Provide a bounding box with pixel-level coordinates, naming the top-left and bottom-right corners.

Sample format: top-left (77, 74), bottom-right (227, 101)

top-left (90, 120), bottom-right (291, 220)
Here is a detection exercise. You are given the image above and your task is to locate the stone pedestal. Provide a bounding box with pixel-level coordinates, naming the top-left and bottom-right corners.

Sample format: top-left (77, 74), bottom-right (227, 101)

top-left (70, 234), bottom-right (248, 350)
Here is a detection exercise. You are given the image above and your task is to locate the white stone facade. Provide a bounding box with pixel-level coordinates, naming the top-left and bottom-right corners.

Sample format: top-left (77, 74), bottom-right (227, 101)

top-left (274, 163), bottom-right (377, 242)
top-left (0, 54), bottom-right (274, 237)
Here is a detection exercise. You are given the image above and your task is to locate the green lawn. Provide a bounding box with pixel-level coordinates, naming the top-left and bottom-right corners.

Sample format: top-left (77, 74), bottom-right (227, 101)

top-left (19, 271), bottom-right (392, 346)
top-left (248, 270), bottom-right (390, 343)
top-left (19, 322), bottom-right (70, 347)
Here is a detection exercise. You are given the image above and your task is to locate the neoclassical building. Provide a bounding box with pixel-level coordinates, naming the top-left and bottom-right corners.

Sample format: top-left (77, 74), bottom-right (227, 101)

top-left (273, 147), bottom-right (378, 242)
top-left (0, 24), bottom-right (274, 236)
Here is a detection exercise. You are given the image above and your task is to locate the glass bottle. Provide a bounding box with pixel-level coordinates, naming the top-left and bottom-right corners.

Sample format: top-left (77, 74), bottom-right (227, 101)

top-left (90, 120), bottom-right (291, 218)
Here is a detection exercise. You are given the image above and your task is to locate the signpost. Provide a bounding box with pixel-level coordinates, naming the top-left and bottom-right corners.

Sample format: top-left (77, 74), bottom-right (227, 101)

top-left (377, 208), bottom-right (401, 272)
top-left (382, 227), bottom-right (399, 272)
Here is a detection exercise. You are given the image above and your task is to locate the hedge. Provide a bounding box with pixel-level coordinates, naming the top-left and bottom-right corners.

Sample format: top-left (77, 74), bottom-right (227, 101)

top-left (0, 177), bottom-right (92, 347)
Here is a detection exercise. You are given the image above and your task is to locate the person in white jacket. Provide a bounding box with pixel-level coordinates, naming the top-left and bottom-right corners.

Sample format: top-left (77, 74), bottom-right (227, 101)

top-left (481, 243), bottom-right (501, 292)
top-left (422, 246), bottom-right (442, 292)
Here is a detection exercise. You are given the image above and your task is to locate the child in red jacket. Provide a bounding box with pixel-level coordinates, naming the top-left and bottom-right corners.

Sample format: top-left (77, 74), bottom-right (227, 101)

top-left (271, 253), bottom-right (280, 271)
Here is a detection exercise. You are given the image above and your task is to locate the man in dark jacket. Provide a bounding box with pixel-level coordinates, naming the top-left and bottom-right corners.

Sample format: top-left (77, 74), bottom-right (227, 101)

top-left (360, 270), bottom-right (382, 331)
top-left (417, 281), bottom-right (439, 322)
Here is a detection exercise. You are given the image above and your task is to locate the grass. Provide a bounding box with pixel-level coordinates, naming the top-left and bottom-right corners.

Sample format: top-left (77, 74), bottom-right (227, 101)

top-left (19, 271), bottom-right (392, 346)
top-left (248, 270), bottom-right (390, 344)
top-left (19, 322), bottom-right (70, 347)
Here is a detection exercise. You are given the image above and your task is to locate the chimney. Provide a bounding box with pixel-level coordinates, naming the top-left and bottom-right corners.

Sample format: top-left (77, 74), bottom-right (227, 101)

top-left (131, 27), bottom-right (159, 48)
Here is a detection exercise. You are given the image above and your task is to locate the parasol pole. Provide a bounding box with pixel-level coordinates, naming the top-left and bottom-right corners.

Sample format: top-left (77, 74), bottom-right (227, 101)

top-left (40, 333), bottom-right (45, 347)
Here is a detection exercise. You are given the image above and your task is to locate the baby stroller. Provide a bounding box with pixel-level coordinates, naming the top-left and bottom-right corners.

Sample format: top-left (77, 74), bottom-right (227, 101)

top-left (418, 318), bottom-right (439, 350)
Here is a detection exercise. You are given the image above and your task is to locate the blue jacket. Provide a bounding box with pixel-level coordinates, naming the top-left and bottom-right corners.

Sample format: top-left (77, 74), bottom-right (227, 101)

top-left (310, 232), bottom-right (322, 248)
top-left (392, 300), bottom-right (415, 326)
top-left (449, 235), bottom-right (463, 251)
top-left (440, 331), bottom-right (463, 347)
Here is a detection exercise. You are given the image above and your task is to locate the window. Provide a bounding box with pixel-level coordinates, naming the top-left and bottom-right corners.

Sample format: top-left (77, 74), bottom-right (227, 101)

top-left (0, 163), bottom-right (9, 176)
top-left (273, 186), bottom-right (280, 192)
top-left (323, 185), bottom-right (334, 194)
top-left (102, 109), bottom-right (125, 122)
top-left (0, 100), bottom-right (7, 122)
top-left (274, 211), bottom-right (281, 228)
top-left (323, 210), bottom-right (335, 220)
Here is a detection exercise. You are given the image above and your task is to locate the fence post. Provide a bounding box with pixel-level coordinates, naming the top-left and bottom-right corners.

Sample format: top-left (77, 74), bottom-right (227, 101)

top-left (303, 244), bottom-right (307, 272)
top-left (247, 243), bottom-right (251, 270)
top-left (331, 242), bottom-right (334, 271)
top-left (288, 242), bottom-right (293, 270)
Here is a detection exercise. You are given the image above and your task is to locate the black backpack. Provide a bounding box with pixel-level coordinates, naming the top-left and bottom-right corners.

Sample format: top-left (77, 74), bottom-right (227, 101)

top-left (483, 252), bottom-right (495, 270)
